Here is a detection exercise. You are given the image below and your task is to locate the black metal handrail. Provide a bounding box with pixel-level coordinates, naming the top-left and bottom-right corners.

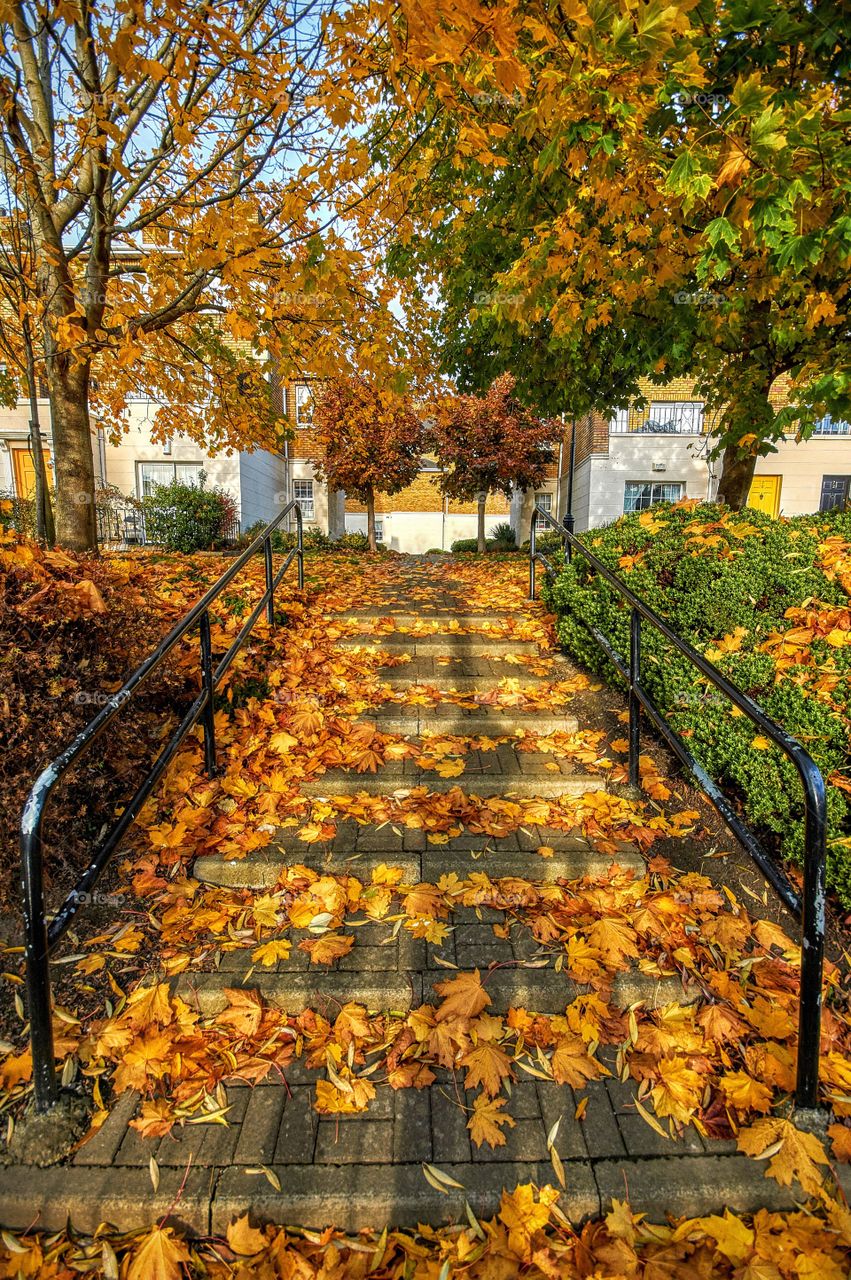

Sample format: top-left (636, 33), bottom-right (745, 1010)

top-left (529, 505), bottom-right (827, 1110)
top-left (21, 505), bottom-right (304, 1112)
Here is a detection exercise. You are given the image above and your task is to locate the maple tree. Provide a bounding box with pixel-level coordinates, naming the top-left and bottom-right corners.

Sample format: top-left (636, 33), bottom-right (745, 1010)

top-left (0, 0), bottom-right (404, 551)
top-left (433, 374), bottom-right (560, 552)
top-left (334, 0), bottom-right (851, 507)
top-left (312, 374), bottom-right (424, 551)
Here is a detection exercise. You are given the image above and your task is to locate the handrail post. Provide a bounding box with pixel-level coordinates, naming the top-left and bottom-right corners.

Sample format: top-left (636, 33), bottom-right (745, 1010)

top-left (628, 607), bottom-right (641, 789)
top-left (562, 512), bottom-right (575, 566)
top-left (20, 806), bottom-right (58, 1111)
top-left (296, 504), bottom-right (304, 591)
top-left (529, 509), bottom-right (537, 600)
top-left (264, 534), bottom-right (275, 626)
top-left (795, 769), bottom-right (828, 1109)
top-left (199, 608), bottom-right (217, 776)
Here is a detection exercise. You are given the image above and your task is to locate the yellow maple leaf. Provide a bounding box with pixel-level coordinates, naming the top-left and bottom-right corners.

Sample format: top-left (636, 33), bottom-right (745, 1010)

top-left (251, 938), bottom-right (292, 967)
top-left (468, 1093), bottom-right (516, 1148)
top-left (299, 932), bottom-right (355, 965)
top-left (737, 1117), bottom-right (829, 1198)
top-left (461, 1041), bottom-right (512, 1095)
top-left (127, 1227), bottom-right (191, 1280)
top-left (434, 969), bottom-right (492, 1021)
top-left (498, 1184), bottom-right (560, 1260)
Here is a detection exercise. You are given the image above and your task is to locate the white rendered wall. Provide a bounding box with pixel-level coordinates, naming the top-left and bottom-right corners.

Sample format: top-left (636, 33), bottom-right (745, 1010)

top-left (345, 510), bottom-right (505, 553)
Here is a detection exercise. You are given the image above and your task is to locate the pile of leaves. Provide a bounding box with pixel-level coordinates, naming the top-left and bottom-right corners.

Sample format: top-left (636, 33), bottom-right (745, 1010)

top-left (0, 531), bottom-right (230, 912)
top-left (545, 502), bottom-right (851, 906)
top-left (3, 1190), bottom-right (851, 1279)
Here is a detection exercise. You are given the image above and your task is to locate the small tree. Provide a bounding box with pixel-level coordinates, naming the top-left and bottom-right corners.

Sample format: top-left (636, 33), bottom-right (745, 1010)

top-left (312, 376), bottom-right (423, 551)
top-left (433, 375), bottom-right (559, 553)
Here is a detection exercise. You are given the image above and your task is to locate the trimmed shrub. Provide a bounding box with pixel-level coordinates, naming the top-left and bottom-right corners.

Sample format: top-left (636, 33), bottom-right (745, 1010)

top-left (143, 476), bottom-right (238, 553)
top-left (544, 501), bottom-right (851, 906)
top-left (451, 537), bottom-right (479, 553)
top-left (490, 521), bottom-right (518, 550)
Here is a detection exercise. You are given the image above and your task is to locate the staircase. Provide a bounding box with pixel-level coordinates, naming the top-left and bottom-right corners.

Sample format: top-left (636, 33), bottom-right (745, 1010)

top-left (0, 558), bottom-right (827, 1236)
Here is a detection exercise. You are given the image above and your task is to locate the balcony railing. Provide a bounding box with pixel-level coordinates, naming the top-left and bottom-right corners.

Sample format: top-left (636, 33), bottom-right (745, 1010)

top-left (813, 416), bottom-right (851, 436)
top-left (611, 403), bottom-right (706, 435)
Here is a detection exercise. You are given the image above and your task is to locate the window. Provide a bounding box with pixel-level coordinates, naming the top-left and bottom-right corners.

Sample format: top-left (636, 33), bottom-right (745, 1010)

top-left (294, 383), bottom-right (314, 426)
top-left (814, 415), bottom-right (851, 436)
top-left (820, 476), bottom-right (851, 512)
top-left (624, 481), bottom-right (685, 512)
top-left (610, 407), bottom-right (630, 433)
top-left (374, 518), bottom-right (384, 542)
top-left (535, 490), bottom-right (553, 513)
top-left (641, 402), bottom-right (704, 434)
top-left (293, 479), bottom-right (314, 519)
top-left (137, 461), bottom-right (203, 498)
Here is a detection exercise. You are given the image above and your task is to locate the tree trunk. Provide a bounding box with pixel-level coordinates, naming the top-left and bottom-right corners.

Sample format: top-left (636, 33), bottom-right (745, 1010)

top-left (716, 444), bottom-right (757, 511)
top-left (477, 493), bottom-right (487, 554)
top-left (366, 487), bottom-right (377, 552)
top-left (50, 363), bottom-right (98, 552)
top-left (24, 324), bottom-right (54, 546)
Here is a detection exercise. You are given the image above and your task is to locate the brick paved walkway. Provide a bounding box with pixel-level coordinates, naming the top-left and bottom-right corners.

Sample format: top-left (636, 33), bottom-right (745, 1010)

top-left (1, 558), bottom-right (841, 1234)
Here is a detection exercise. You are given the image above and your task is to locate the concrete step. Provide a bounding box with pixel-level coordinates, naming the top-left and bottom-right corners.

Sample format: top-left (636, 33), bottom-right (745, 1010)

top-left (370, 658), bottom-right (562, 681)
top-left (337, 612), bottom-right (524, 625)
top-left (364, 711), bottom-right (581, 734)
top-left (0, 1149), bottom-right (824, 1235)
top-left (338, 638), bottom-right (540, 657)
top-left (300, 772), bottom-right (605, 799)
top-left (379, 674), bottom-right (570, 692)
top-left (193, 842), bottom-right (645, 890)
top-left (175, 966), bottom-right (694, 1019)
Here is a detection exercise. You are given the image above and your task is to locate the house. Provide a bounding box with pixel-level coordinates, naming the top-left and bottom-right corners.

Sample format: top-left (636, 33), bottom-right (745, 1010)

top-left (282, 380), bottom-right (563, 553)
top-left (557, 377), bottom-right (851, 531)
top-left (0, 385), bottom-right (291, 540)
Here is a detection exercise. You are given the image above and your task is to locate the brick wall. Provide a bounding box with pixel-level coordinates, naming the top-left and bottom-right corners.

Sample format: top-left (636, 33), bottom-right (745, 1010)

top-left (345, 470), bottom-right (510, 516)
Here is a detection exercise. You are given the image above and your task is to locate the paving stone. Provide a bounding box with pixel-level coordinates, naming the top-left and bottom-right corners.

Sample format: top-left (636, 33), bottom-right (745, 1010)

top-left (576, 1081), bottom-right (627, 1158)
top-left (594, 1155), bottom-right (800, 1218)
top-left (315, 1119), bottom-right (394, 1163)
top-left (473, 1118), bottom-right (550, 1162)
top-left (536, 1082), bottom-right (588, 1159)
top-left (73, 1090), bottom-right (139, 1166)
top-left (176, 970), bottom-right (419, 1016)
top-left (197, 1088), bottom-right (251, 1165)
top-left (394, 1090), bottom-right (432, 1162)
top-left (0, 1165), bottom-right (212, 1234)
top-left (431, 1084), bottom-right (472, 1163)
top-left (234, 1086), bottom-right (288, 1164)
top-left (212, 1161), bottom-right (600, 1231)
top-left (605, 1078), bottom-right (705, 1158)
top-left (115, 1118), bottom-right (158, 1166)
top-left (274, 1088), bottom-right (318, 1164)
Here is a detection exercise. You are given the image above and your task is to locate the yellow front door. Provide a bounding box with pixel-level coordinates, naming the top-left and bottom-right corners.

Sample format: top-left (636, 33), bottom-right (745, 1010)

top-left (747, 475), bottom-right (781, 518)
top-left (11, 446), bottom-right (53, 499)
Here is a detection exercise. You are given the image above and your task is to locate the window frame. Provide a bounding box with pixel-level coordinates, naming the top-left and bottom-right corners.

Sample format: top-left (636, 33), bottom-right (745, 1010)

top-left (292, 478), bottom-right (315, 520)
top-left (623, 480), bottom-right (685, 513)
top-left (294, 383), bottom-right (314, 427)
top-left (136, 460), bottom-right (204, 499)
top-left (534, 490), bottom-right (553, 513)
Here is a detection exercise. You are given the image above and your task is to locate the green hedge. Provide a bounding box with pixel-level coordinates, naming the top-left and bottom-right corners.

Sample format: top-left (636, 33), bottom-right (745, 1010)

top-left (543, 502), bottom-right (851, 906)
top-left (142, 477), bottom-right (237, 553)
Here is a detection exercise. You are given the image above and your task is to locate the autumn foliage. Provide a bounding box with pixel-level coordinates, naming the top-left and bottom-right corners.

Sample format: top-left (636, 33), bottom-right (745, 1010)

top-left (548, 500), bottom-right (851, 904)
top-left (433, 375), bottom-right (560, 551)
top-left (313, 375), bottom-right (424, 549)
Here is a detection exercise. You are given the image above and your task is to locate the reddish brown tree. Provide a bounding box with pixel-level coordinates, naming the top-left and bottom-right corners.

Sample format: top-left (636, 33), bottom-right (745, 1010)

top-left (433, 375), bottom-right (560, 552)
top-left (312, 377), bottom-right (423, 551)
